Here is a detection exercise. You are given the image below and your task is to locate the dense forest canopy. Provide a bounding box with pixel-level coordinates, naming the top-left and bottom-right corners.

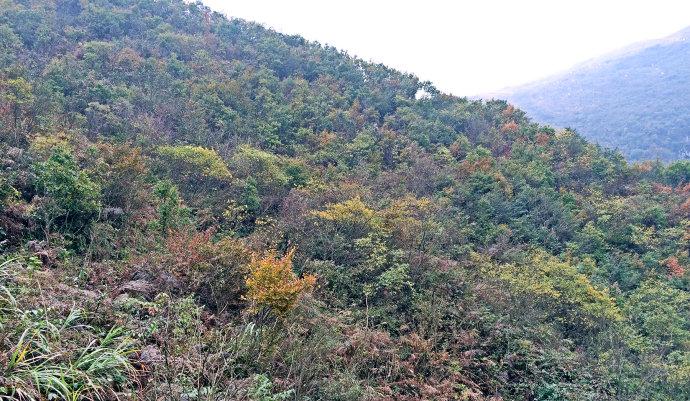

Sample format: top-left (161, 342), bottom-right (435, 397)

top-left (1, 1), bottom-right (690, 400)
top-left (502, 26), bottom-right (690, 162)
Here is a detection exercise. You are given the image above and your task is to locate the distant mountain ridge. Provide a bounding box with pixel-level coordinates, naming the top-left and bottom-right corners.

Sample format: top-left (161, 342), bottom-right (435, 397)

top-left (495, 26), bottom-right (690, 161)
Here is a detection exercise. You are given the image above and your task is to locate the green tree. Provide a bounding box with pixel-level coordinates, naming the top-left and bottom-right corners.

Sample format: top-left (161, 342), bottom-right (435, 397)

top-left (0, 76), bottom-right (34, 143)
top-left (152, 180), bottom-right (190, 235)
top-left (32, 148), bottom-right (101, 240)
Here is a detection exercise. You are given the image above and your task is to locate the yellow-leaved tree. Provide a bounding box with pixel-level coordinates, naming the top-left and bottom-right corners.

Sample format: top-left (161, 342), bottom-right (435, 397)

top-left (246, 248), bottom-right (316, 316)
top-left (493, 251), bottom-right (622, 330)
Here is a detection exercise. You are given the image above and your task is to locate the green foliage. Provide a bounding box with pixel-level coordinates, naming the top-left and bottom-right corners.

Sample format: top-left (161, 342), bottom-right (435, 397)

top-left (312, 197), bottom-right (381, 239)
top-left (33, 148), bottom-right (100, 216)
top-left (0, 76), bottom-right (34, 142)
top-left (248, 374), bottom-right (294, 401)
top-left (241, 178), bottom-right (261, 214)
top-left (152, 180), bottom-right (190, 234)
top-left (0, 176), bottom-right (19, 208)
top-left (231, 145), bottom-right (289, 189)
top-left (495, 252), bottom-right (622, 331)
top-left (157, 145), bottom-right (231, 180)
top-left (32, 147), bottom-right (101, 236)
top-left (154, 145), bottom-right (232, 213)
top-left (664, 160), bottom-right (690, 186)
top-left (0, 24), bottom-right (21, 67)
top-left (626, 280), bottom-right (690, 349)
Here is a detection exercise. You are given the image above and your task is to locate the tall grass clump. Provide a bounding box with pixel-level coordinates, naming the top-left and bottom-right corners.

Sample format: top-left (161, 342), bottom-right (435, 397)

top-left (0, 258), bottom-right (137, 401)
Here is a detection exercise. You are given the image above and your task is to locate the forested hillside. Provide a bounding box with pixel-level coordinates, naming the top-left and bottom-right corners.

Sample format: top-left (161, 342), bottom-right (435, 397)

top-left (501, 26), bottom-right (690, 162)
top-left (1, 1), bottom-right (689, 400)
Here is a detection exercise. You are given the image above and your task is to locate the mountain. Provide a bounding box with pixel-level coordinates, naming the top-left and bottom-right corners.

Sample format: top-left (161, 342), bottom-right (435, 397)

top-left (497, 26), bottom-right (690, 161)
top-left (0, 1), bottom-right (689, 400)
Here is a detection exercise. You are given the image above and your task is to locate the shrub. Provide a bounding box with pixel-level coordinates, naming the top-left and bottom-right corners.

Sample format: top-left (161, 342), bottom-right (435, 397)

top-left (156, 145), bottom-right (232, 214)
top-left (32, 148), bottom-right (101, 238)
top-left (152, 180), bottom-right (191, 235)
top-left (92, 142), bottom-right (151, 217)
top-left (160, 228), bottom-right (251, 312)
top-left (246, 248), bottom-right (316, 316)
top-left (493, 252), bottom-right (622, 332)
top-left (157, 145), bottom-right (231, 180)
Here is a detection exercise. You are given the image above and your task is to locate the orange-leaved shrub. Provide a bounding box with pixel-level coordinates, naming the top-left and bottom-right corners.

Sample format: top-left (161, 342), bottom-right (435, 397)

top-left (666, 256), bottom-right (685, 278)
top-left (156, 228), bottom-right (251, 313)
top-left (246, 248), bottom-right (316, 315)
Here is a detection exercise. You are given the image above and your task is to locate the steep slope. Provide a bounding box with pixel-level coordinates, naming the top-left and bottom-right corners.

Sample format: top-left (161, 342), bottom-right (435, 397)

top-left (501, 26), bottom-right (690, 161)
top-left (0, 1), bottom-right (689, 400)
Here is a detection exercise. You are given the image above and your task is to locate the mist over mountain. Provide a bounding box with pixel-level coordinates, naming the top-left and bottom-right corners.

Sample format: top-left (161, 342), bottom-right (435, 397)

top-left (498, 26), bottom-right (690, 161)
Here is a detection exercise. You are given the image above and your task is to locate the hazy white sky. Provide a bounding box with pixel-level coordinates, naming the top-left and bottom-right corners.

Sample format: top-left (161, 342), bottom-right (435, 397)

top-left (203, 0), bottom-right (690, 96)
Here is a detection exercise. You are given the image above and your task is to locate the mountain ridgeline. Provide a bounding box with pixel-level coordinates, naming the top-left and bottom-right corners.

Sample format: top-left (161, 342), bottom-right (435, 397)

top-left (1, 1), bottom-right (690, 400)
top-left (500, 26), bottom-right (690, 161)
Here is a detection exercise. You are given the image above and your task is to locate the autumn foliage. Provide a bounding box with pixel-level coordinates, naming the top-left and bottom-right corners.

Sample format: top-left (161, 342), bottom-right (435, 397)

top-left (666, 256), bottom-right (686, 278)
top-left (245, 248), bottom-right (316, 315)
top-left (500, 121), bottom-right (519, 133)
